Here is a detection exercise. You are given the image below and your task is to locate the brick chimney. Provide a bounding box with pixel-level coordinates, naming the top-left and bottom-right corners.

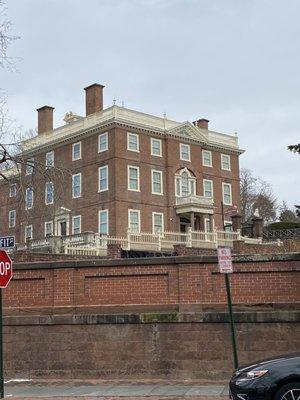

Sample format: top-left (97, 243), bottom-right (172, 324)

top-left (194, 118), bottom-right (209, 130)
top-left (84, 83), bottom-right (105, 116)
top-left (37, 106), bottom-right (54, 134)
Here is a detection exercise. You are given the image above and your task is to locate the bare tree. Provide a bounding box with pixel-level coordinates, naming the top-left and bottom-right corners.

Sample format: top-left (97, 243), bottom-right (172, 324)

top-left (0, 0), bottom-right (20, 172)
top-left (240, 168), bottom-right (277, 224)
top-left (0, 0), bottom-right (19, 70)
top-left (0, 4), bottom-right (70, 242)
top-left (240, 168), bottom-right (257, 222)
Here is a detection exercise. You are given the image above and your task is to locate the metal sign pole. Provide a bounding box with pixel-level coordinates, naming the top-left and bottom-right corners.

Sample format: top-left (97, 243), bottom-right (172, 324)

top-left (0, 288), bottom-right (4, 398)
top-left (224, 273), bottom-right (239, 369)
top-left (220, 201), bottom-right (239, 370)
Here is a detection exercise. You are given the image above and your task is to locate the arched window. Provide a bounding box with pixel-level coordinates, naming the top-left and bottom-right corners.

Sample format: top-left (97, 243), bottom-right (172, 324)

top-left (175, 168), bottom-right (196, 197)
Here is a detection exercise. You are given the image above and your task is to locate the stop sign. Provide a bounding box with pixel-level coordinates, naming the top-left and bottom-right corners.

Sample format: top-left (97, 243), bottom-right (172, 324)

top-left (0, 250), bottom-right (13, 288)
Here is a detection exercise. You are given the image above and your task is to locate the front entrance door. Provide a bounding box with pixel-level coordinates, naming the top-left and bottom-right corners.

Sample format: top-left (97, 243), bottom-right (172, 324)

top-left (180, 217), bottom-right (190, 233)
top-left (58, 219), bottom-right (67, 236)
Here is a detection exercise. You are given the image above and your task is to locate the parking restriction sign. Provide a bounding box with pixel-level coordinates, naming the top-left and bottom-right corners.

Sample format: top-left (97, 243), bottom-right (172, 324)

top-left (217, 247), bottom-right (233, 273)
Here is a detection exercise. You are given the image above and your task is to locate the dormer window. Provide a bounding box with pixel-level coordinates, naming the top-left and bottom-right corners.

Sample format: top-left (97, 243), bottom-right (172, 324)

top-left (175, 168), bottom-right (196, 197)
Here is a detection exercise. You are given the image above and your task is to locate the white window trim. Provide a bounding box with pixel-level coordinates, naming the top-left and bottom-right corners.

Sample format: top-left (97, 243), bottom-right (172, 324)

top-left (174, 168), bottom-right (196, 198)
top-left (224, 220), bottom-right (233, 231)
top-left (151, 138), bottom-right (162, 157)
top-left (203, 179), bottom-right (214, 199)
top-left (128, 209), bottom-right (141, 233)
top-left (222, 182), bottom-right (233, 206)
top-left (128, 165), bottom-right (140, 192)
top-left (202, 150), bottom-right (212, 167)
top-left (152, 212), bottom-right (164, 234)
top-left (25, 187), bottom-right (33, 210)
top-left (72, 141), bottom-right (82, 161)
top-left (44, 221), bottom-right (54, 237)
top-left (98, 209), bottom-right (109, 235)
top-left (45, 182), bottom-right (54, 205)
top-left (26, 158), bottom-right (34, 175)
top-left (127, 132), bottom-right (139, 152)
top-left (45, 151), bottom-right (54, 168)
top-left (151, 169), bottom-right (163, 195)
top-left (72, 173), bottom-right (82, 198)
top-left (72, 215), bottom-right (82, 235)
top-left (98, 165), bottom-right (108, 192)
top-left (180, 143), bottom-right (191, 161)
top-left (9, 210), bottom-right (16, 228)
top-left (25, 225), bottom-right (33, 241)
top-left (98, 132), bottom-right (108, 153)
top-left (221, 154), bottom-right (231, 171)
top-left (9, 183), bottom-right (17, 197)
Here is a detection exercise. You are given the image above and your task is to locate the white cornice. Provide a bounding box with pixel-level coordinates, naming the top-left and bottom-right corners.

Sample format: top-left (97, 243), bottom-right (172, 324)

top-left (21, 105), bottom-right (244, 155)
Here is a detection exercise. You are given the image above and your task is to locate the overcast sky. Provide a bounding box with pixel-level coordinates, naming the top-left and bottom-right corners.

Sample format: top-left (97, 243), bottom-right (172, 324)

top-left (2, 0), bottom-right (300, 209)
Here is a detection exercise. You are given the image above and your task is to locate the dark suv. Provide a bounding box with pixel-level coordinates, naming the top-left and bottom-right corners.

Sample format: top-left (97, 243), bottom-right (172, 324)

top-left (229, 353), bottom-right (300, 400)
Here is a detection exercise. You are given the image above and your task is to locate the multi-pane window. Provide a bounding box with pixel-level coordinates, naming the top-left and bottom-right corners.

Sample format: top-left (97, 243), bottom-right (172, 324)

top-left (98, 132), bottom-right (108, 152)
top-left (151, 138), bottom-right (162, 156)
top-left (45, 221), bottom-right (53, 237)
top-left (221, 154), bottom-right (231, 171)
top-left (152, 170), bottom-right (163, 195)
top-left (203, 179), bottom-right (213, 198)
top-left (175, 168), bottom-right (196, 197)
top-left (127, 132), bottom-right (139, 152)
top-left (152, 212), bottom-right (164, 234)
top-left (98, 210), bottom-right (108, 234)
top-left (98, 166), bottom-right (108, 192)
top-left (25, 225), bottom-right (33, 241)
top-left (128, 166), bottom-right (140, 191)
top-left (26, 158), bottom-right (34, 175)
top-left (224, 221), bottom-right (233, 231)
top-left (72, 142), bottom-right (81, 161)
top-left (204, 218), bottom-right (212, 232)
top-left (9, 183), bottom-right (17, 197)
top-left (180, 143), bottom-right (190, 161)
top-left (25, 187), bottom-right (34, 209)
top-left (128, 209), bottom-right (140, 233)
top-left (45, 182), bottom-right (54, 204)
top-left (45, 151), bottom-right (54, 168)
top-left (72, 173), bottom-right (81, 198)
top-left (9, 210), bottom-right (16, 228)
top-left (72, 215), bottom-right (81, 235)
top-left (222, 183), bottom-right (232, 205)
top-left (202, 150), bottom-right (212, 167)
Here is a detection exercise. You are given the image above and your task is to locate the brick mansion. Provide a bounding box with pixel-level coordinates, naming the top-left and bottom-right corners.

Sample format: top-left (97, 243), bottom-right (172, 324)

top-left (0, 83), bottom-right (244, 245)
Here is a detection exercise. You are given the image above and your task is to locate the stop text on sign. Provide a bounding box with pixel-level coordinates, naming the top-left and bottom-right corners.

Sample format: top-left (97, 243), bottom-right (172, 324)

top-left (0, 250), bottom-right (13, 288)
top-left (0, 262), bottom-right (11, 275)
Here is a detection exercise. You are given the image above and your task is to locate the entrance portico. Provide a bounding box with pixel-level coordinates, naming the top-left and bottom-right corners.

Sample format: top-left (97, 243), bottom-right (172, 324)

top-left (175, 195), bottom-right (214, 232)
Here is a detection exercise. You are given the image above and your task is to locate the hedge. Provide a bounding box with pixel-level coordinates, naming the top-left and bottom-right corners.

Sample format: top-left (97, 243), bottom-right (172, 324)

top-left (266, 222), bottom-right (300, 231)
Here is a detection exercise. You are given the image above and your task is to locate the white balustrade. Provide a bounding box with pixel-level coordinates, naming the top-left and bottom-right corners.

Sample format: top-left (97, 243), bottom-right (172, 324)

top-left (20, 227), bottom-right (267, 255)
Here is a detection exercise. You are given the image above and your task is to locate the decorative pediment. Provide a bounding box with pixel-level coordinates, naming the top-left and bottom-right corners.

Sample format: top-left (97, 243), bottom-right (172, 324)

top-left (167, 121), bottom-right (207, 143)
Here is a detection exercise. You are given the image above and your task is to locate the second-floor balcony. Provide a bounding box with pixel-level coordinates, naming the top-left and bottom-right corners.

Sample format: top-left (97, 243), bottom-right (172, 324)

top-left (175, 195), bottom-right (214, 214)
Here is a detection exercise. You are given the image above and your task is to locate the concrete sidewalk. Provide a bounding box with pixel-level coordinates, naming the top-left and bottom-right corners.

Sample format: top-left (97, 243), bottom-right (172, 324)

top-left (3, 380), bottom-right (229, 398)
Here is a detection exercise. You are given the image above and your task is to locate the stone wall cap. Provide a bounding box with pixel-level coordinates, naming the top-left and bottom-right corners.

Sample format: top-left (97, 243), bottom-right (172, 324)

top-left (13, 252), bottom-right (300, 271)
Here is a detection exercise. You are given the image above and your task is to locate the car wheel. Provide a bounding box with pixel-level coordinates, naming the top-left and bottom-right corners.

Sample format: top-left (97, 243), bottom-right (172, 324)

top-left (274, 382), bottom-right (300, 400)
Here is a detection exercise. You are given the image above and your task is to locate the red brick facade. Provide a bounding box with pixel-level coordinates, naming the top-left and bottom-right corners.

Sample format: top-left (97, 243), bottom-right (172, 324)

top-left (0, 83), bottom-right (242, 245)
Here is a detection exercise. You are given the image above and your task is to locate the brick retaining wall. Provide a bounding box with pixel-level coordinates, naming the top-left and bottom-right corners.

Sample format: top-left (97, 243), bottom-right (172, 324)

top-left (4, 253), bottom-right (300, 312)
